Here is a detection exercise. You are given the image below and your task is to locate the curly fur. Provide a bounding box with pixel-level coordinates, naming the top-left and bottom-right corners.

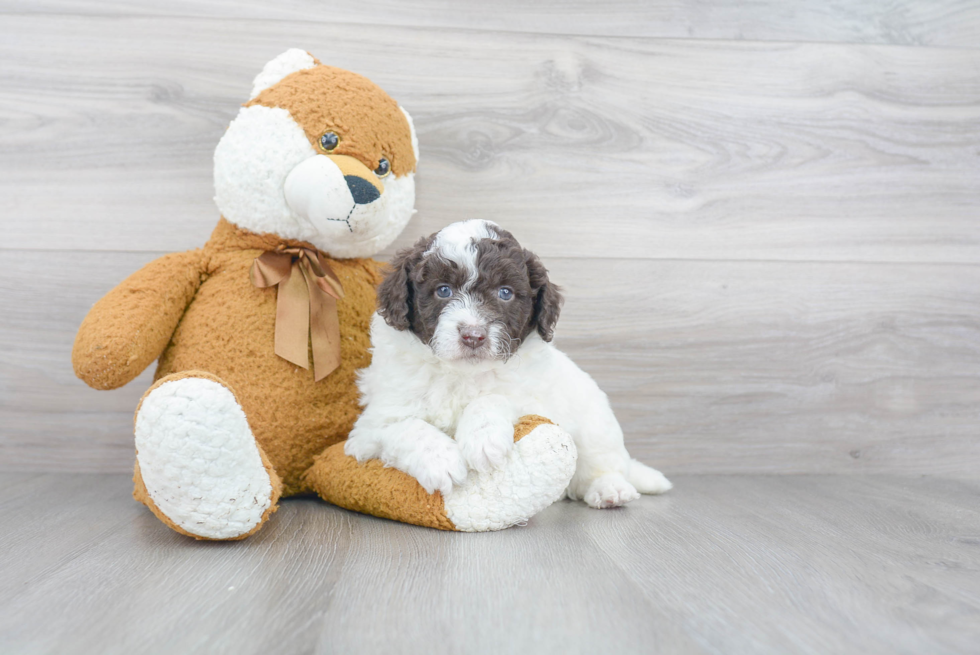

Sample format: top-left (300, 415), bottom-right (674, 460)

top-left (347, 220), bottom-right (673, 507)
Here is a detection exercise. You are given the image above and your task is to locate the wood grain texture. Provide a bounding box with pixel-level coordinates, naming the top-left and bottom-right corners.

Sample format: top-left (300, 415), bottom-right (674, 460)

top-left (4, 0), bottom-right (980, 48)
top-left (1, 7), bottom-right (978, 479)
top-left (1, 473), bottom-right (978, 654)
top-left (3, 249), bottom-right (978, 477)
top-left (1, 16), bottom-right (980, 262)
top-left (2, 7), bottom-right (977, 652)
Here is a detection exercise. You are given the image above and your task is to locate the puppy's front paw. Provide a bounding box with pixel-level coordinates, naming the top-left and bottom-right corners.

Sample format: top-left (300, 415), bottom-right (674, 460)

top-left (456, 416), bottom-right (514, 473)
top-left (407, 440), bottom-right (469, 497)
top-left (343, 435), bottom-right (380, 463)
top-left (584, 473), bottom-right (640, 509)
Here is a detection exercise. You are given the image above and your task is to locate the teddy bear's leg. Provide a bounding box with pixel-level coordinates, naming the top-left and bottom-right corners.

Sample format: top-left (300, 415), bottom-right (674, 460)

top-left (304, 416), bottom-right (576, 532)
top-left (132, 371), bottom-right (282, 540)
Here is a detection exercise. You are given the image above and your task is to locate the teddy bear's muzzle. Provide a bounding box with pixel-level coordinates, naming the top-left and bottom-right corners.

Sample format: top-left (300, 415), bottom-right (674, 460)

top-left (344, 175), bottom-right (381, 205)
top-left (324, 154), bottom-right (384, 203)
top-left (283, 153), bottom-right (386, 233)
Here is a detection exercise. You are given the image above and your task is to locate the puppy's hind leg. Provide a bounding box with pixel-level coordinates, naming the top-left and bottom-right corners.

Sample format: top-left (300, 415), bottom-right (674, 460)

top-left (568, 437), bottom-right (672, 508)
top-left (628, 459), bottom-right (673, 495)
top-left (578, 472), bottom-right (639, 509)
top-left (572, 460), bottom-right (671, 508)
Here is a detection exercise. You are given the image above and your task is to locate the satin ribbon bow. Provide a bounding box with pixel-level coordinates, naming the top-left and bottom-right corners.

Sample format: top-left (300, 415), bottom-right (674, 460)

top-left (250, 246), bottom-right (345, 381)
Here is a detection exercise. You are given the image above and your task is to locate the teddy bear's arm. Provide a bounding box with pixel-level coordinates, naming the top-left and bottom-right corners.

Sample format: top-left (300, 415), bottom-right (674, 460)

top-left (72, 249), bottom-right (206, 390)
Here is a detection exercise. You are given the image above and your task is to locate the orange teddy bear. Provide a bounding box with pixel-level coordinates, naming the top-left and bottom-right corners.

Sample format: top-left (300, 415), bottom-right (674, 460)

top-left (72, 50), bottom-right (576, 539)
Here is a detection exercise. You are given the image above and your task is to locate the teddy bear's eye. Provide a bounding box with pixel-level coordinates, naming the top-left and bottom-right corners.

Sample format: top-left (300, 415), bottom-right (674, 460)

top-left (319, 131), bottom-right (339, 152)
top-left (374, 157), bottom-right (391, 178)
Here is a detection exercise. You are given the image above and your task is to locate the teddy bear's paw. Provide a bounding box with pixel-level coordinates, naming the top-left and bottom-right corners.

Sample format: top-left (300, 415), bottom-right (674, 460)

top-left (455, 413), bottom-right (515, 473)
top-left (582, 473), bottom-right (641, 509)
top-left (135, 376), bottom-right (275, 540)
top-left (443, 423), bottom-right (577, 532)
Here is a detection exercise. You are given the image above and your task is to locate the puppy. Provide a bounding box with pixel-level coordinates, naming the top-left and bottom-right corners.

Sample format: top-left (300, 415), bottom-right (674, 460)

top-left (345, 220), bottom-right (672, 508)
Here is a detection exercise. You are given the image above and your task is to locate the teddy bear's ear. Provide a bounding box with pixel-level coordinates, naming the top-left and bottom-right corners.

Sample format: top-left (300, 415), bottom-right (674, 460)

top-left (399, 106), bottom-right (420, 164)
top-left (249, 49), bottom-right (319, 100)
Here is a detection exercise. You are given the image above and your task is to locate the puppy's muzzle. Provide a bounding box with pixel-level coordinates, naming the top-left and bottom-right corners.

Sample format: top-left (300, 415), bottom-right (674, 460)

top-left (459, 326), bottom-right (488, 349)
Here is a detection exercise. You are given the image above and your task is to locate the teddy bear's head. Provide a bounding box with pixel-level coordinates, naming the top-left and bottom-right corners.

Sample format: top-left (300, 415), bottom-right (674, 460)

top-left (214, 49), bottom-right (419, 259)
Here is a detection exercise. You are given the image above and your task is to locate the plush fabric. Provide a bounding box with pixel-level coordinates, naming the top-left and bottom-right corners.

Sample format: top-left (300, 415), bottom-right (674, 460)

top-left (72, 50), bottom-right (575, 538)
top-left (133, 371), bottom-right (282, 540)
top-left (133, 371), bottom-right (282, 539)
top-left (74, 218), bottom-right (382, 496)
top-left (248, 65), bottom-right (417, 177)
top-left (308, 415), bottom-right (557, 531)
top-left (158, 219), bottom-right (382, 495)
top-left (72, 249), bottom-right (205, 391)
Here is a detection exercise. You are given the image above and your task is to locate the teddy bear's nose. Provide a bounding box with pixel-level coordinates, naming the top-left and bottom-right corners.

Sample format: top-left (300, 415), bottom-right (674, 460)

top-left (345, 175), bottom-right (381, 205)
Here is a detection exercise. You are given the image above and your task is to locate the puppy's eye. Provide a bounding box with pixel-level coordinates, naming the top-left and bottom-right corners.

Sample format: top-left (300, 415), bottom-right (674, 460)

top-left (436, 285), bottom-right (453, 299)
top-left (319, 131), bottom-right (339, 152)
top-left (498, 287), bottom-right (514, 301)
top-left (374, 157), bottom-right (391, 178)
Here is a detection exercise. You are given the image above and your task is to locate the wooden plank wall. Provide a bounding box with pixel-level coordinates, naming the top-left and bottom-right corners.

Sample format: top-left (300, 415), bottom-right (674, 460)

top-left (1, 2), bottom-right (978, 476)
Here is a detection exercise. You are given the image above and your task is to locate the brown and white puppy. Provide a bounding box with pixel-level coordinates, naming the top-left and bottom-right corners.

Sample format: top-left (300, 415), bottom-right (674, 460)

top-left (377, 220), bottom-right (562, 362)
top-left (346, 220), bottom-right (672, 507)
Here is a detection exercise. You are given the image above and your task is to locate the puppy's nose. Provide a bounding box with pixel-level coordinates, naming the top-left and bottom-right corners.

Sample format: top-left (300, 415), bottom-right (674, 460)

top-left (460, 326), bottom-right (488, 349)
top-left (345, 175), bottom-right (381, 205)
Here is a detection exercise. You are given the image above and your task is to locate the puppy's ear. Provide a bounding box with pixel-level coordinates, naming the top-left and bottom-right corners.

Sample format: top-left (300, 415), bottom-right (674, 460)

top-left (377, 237), bottom-right (429, 331)
top-left (525, 250), bottom-right (564, 342)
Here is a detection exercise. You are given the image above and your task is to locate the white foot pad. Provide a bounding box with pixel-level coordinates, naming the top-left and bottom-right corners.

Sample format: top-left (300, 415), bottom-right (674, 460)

top-left (135, 378), bottom-right (273, 539)
top-left (583, 472), bottom-right (640, 509)
top-left (444, 424), bottom-right (577, 532)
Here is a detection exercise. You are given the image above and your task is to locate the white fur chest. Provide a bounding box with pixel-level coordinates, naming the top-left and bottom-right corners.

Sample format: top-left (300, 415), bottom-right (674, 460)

top-left (415, 367), bottom-right (508, 435)
top-left (359, 315), bottom-right (546, 436)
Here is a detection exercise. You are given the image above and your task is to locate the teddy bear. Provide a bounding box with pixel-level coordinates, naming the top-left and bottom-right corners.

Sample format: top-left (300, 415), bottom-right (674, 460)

top-left (72, 49), bottom-right (576, 539)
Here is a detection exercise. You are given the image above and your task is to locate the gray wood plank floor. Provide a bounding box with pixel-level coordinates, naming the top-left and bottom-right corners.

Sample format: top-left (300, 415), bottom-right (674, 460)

top-left (1, 473), bottom-right (977, 654)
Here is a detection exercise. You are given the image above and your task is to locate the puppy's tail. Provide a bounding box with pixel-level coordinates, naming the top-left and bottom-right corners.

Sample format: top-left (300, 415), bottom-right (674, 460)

top-left (628, 459), bottom-right (673, 495)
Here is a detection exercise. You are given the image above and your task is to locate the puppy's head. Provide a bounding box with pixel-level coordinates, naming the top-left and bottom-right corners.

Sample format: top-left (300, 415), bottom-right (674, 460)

top-left (377, 220), bottom-right (563, 362)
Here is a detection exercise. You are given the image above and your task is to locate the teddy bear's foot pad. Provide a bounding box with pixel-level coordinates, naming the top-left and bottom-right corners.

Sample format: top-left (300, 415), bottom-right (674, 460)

top-left (443, 422), bottom-right (577, 532)
top-left (135, 376), bottom-right (276, 540)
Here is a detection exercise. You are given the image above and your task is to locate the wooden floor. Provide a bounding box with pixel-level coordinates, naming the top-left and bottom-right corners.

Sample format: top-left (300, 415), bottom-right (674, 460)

top-left (1, 473), bottom-right (977, 654)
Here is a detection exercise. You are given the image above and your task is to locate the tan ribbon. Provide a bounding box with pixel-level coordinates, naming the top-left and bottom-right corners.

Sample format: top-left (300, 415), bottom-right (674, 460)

top-left (250, 246), bottom-right (345, 381)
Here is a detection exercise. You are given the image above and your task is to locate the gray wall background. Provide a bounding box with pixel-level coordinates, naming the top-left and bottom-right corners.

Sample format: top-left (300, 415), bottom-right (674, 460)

top-left (1, 1), bottom-right (978, 476)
